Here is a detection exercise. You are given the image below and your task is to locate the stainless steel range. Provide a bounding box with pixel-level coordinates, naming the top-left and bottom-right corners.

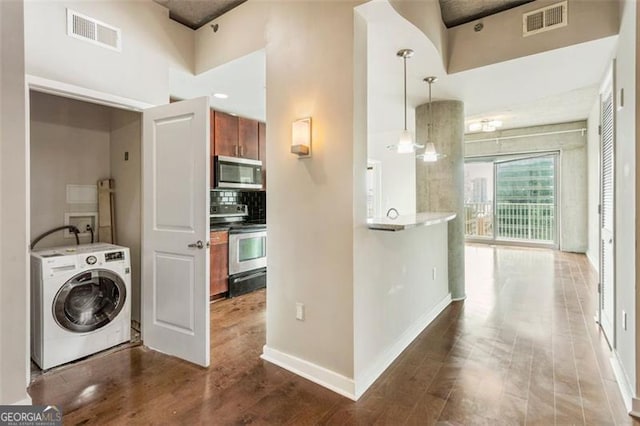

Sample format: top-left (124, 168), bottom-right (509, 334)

top-left (211, 203), bottom-right (266, 298)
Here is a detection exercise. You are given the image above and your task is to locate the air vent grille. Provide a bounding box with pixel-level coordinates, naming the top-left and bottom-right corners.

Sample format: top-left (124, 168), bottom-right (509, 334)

top-left (67, 9), bottom-right (121, 52)
top-left (526, 12), bottom-right (544, 32)
top-left (523, 1), bottom-right (567, 37)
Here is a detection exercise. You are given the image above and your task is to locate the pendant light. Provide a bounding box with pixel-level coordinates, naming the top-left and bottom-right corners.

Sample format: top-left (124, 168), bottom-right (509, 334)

top-left (418, 76), bottom-right (445, 162)
top-left (387, 48), bottom-right (423, 154)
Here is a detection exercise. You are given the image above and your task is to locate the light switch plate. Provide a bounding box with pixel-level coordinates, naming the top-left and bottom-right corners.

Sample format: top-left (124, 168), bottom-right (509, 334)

top-left (296, 303), bottom-right (305, 321)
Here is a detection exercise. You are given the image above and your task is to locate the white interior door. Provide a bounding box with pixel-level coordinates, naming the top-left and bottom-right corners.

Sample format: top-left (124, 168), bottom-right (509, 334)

top-left (142, 97), bottom-right (210, 367)
top-left (599, 74), bottom-right (615, 346)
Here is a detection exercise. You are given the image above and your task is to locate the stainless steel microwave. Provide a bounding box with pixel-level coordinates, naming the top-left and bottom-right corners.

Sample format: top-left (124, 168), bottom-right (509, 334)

top-left (214, 155), bottom-right (263, 190)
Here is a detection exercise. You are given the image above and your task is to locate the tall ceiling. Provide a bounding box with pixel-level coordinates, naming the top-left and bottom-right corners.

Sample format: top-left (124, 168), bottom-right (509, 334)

top-left (169, 0), bottom-right (616, 132)
top-left (156, 0), bottom-right (535, 30)
top-left (438, 0), bottom-right (535, 27)
top-left (153, 0), bottom-right (246, 29)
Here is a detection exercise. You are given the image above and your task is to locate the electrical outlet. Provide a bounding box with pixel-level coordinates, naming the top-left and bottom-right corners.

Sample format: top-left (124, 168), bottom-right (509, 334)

top-left (296, 303), bottom-right (305, 321)
top-left (432, 267), bottom-right (437, 281)
top-left (623, 310), bottom-right (627, 331)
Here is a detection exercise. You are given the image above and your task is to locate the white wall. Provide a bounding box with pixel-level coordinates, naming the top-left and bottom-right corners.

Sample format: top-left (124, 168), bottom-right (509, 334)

top-left (586, 99), bottom-right (600, 270)
top-left (388, 0), bottom-right (448, 69)
top-left (193, 1), bottom-right (267, 74)
top-left (352, 6), bottom-right (452, 400)
top-left (264, 1), bottom-right (356, 381)
top-left (24, 0), bottom-right (193, 106)
top-left (465, 121), bottom-right (589, 253)
top-left (29, 91), bottom-right (112, 249)
top-left (447, 0), bottom-right (619, 73)
top-left (0, 0), bottom-right (30, 405)
top-left (110, 109), bottom-right (141, 323)
top-left (367, 123), bottom-right (416, 216)
top-left (353, 222), bottom-right (450, 397)
top-left (612, 0), bottom-right (637, 401)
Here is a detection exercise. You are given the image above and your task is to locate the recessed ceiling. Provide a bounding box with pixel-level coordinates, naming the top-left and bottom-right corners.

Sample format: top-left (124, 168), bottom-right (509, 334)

top-left (439, 0), bottom-right (535, 28)
top-left (153, 0), bottom-right (246, 29)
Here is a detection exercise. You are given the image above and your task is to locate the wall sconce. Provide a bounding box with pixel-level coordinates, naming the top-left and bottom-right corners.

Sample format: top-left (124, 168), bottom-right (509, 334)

top-left (291, 117), bottom-right (312, 158)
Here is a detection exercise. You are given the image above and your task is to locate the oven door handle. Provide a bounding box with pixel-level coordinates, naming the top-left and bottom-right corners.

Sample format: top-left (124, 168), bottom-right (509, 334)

top-left (232, 270), bottom-right (266, 283)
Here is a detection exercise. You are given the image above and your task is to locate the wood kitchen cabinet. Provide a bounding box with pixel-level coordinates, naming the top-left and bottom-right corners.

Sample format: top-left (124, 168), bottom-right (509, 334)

top-left (258, 121), bottom-right (266, 189)
top-left (212, 110), bottom-right (260, 160)
top-left (210, 230), bottom-right (229, 298)
top-left (213, 111), bottom-right (239, 157)
top-left (238, 117), bottom-right (259, 160)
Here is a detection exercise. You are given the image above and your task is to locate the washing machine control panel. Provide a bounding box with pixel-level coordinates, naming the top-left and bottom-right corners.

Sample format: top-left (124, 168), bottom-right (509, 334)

top-left (86, 255), bottom-right (97, 265)
top-left (105, 251), bottom-right (125, 262)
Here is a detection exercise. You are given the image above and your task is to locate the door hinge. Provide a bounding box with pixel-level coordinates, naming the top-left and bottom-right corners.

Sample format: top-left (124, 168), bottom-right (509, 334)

top-left (598, 125), bottom-right (602, 135)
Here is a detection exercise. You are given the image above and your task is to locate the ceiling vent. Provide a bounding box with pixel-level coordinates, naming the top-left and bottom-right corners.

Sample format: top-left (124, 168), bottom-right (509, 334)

top-left (67, 9), bottom-right (121, 52)
top-left (522, 1), bottom-right (567, 37)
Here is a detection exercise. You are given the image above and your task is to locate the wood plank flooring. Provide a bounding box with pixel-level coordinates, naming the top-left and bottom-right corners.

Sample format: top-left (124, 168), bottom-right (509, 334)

top-left (29, 245), bottom-right (638, 424)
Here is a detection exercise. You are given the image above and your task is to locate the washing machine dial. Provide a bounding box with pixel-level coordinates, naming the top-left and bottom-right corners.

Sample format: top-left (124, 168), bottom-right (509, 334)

top-left (86, 255), bottom-right (97, 265)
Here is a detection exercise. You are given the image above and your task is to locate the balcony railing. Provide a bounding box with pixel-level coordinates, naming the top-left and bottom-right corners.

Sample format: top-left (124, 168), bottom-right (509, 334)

top-left (465, 202), bottom-right (555, 243)
top-left (464, 202), bottom-right (493, 237)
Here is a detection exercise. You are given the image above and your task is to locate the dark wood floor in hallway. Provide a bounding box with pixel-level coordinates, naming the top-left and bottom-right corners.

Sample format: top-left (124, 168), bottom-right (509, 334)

top-left (29, 245), bottom-right (637, 425)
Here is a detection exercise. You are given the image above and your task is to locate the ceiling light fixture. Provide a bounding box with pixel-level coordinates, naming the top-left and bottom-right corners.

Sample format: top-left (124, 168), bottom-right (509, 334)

top-left (213, 93), bottom-right (228, 99)
top-left (417, 76), bottom-right (445, 163)
top-left (387, 48), bottom-right (424, 154)
top-left (469, 119), bottom-right (502, 133)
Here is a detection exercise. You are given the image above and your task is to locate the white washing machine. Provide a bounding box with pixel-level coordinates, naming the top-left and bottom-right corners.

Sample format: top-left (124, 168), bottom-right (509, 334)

top-left (31, 243), bottom-right (131, 370)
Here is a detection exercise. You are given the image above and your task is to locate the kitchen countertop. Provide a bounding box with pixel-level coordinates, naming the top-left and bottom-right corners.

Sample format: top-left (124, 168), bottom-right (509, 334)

top-left (367, 212), bottom-right (456, 231)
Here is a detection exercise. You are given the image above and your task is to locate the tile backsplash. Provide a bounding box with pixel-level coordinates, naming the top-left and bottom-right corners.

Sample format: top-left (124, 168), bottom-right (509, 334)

top-left (210, 190), bottom-right (266, 222)
top-left (210, 190), bottom-right (241, 206)
top-left (241, 191), bottom-right (266, 222)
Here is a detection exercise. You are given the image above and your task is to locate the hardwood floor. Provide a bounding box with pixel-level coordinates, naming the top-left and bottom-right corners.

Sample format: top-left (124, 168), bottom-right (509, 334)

top-left (29, 245), bottom-right (637, 425)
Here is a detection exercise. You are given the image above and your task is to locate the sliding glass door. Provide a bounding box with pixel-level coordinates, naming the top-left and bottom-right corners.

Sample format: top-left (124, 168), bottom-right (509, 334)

top-left (465, 153), bottom-right (558, 247)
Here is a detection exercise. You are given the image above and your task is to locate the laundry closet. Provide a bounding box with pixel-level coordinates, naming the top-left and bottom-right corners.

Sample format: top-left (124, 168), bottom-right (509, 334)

top-left (28, 90), bottom-right (142, 372)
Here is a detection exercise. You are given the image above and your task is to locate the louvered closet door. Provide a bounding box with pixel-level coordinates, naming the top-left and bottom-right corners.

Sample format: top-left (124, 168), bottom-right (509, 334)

top-left (599, 81), bottom-right (615, 347)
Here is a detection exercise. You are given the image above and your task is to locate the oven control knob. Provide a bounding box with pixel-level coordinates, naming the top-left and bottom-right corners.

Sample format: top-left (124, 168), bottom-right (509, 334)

top-left (86, 255), bottom-right (97, 265)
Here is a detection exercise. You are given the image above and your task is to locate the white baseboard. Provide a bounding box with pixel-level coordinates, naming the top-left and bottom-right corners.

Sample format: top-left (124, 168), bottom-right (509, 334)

top-left (11, 396), bottom-right (32, 405)
top-left (631, 398), bottom-right (640, 419)
top-left (354, 293), bottom-right (452, 399)
top-left (610, 350), bottom-right (634, 413)
top-left (586, 251), bottom-right (599, 273)
top-left (261, 346), bottom-right (356, 401)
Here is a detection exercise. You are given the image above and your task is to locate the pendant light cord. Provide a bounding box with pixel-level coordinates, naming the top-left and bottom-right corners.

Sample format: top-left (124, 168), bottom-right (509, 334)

top-left (428, 80), bottom-right (432, 142)
top-left (403, 56), bottom-right (407, 131)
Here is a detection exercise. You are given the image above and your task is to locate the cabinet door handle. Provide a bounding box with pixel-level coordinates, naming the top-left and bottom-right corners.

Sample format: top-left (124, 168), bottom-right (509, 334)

top-left (235, 145), bottom-right (239, 156)
top-left (240, 145), bottom-right (244, 157)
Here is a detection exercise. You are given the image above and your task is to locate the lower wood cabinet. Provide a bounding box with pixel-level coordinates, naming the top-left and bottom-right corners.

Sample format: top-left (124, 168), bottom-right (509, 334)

top-left (210, 230), bottom-right (229, 298)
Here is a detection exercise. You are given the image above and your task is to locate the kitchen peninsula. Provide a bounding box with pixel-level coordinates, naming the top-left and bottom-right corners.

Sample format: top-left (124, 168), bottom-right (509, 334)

top-left (367, 211), bottom-right (456, 231)
top-left (353, 210), bottom-right (456, 397)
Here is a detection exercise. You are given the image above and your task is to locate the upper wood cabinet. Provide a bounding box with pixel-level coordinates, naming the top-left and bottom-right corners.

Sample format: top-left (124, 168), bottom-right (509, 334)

top-left (212, 110), bottom-right (260, 160)
top-left (213, 111), bottom-right (239, 157)
top-left (238, 117), bottom-right (259, 160)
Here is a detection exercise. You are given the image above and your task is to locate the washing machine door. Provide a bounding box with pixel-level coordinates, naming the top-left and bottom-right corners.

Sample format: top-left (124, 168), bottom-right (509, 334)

top-left (53, 269), bottom-right (127, 333)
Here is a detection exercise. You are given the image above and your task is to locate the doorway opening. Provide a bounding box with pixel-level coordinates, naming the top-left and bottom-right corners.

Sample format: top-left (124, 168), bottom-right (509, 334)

top-left (28, 88), bottom-right (143, 380)
top-left (464, 152), bottom-right (558, 248)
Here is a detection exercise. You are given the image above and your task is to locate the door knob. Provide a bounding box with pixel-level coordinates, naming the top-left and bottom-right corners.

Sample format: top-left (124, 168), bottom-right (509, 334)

top-left (188, 240), bottom-right (204, 249)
